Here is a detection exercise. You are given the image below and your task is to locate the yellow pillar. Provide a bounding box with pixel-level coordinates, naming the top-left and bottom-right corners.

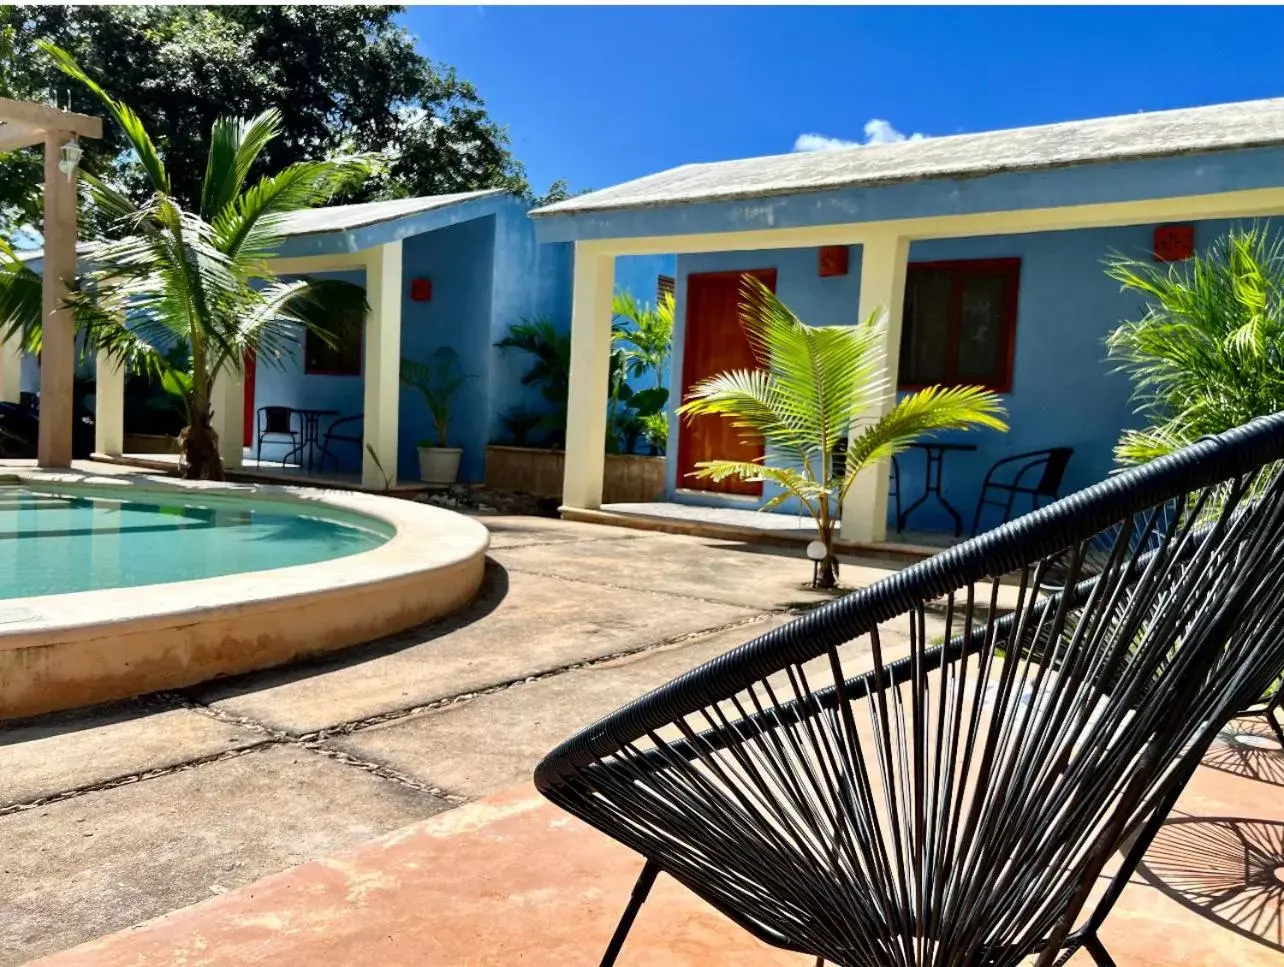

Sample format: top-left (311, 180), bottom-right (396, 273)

top-left (0, 337), bottom-right (21, 404)
top-left (362, 240), bottom-right (402, 489)
top-left (562, 245), bottom-right (615, 510)
top-left (210, 368), bottom-right (244, 470)
top-left (37, 129), bottom-right (77, 467)
top-left (93, 350), bottom-right (124, 456)
top-left (842, 231), bottom-right (910, 544)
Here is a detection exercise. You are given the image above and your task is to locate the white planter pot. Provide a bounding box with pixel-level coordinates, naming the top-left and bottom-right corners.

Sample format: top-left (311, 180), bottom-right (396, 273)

top-left (418, 446), bottom-right (462, 486)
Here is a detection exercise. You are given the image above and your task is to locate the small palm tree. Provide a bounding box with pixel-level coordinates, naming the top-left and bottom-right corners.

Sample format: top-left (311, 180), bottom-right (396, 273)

top-left (678, 278), bottom-right (1007, 589)
top-left (0, 43), bottom-right (371, 479)
top-left (495, 317), bottom-right (571, 447)
top-left (1106, 225), bottom-right (1284, 466)
top-left (611, 290), bottom-right (674, 388)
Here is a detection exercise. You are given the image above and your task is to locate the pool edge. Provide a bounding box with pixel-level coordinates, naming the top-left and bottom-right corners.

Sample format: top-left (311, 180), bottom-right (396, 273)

top-left (0, 469), bottom-right (490, 722)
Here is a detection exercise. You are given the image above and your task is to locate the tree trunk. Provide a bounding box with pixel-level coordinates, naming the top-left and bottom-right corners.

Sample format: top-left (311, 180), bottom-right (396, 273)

top-left (180, 391), bottom-right (224, 481)
top-left (812, 521), bottom-right (839, 590)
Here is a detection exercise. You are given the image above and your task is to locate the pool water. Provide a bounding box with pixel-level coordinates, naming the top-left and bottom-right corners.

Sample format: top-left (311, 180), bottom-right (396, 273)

top-left (0, 487), bottom-right (389, 599)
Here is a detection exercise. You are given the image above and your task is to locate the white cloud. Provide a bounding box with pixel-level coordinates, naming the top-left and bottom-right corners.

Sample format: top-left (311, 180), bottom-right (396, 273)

top-left (793, 118), bottom-right (926, 153)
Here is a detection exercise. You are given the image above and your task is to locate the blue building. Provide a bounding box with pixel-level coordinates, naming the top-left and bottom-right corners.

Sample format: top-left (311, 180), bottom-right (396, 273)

top-left (530, 96), bottom-right (1284, 544)
top-left (64, 190), bottom-right (671, 489)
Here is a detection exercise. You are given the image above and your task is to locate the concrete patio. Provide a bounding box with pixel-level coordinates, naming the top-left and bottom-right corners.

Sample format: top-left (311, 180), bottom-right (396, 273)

top-left (2, 514), bottom-right (1281, 965)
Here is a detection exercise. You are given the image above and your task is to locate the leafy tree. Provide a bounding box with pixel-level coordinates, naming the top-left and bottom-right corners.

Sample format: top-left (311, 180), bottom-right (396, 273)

top-left (0, 44), bottom-right (371, 479)
top-left (0, 5), bottom-right (542, 234)
top-left (1106, 226), bottom-right (1284, 465)
top-left (678, 278), bottom-right (1006, 589)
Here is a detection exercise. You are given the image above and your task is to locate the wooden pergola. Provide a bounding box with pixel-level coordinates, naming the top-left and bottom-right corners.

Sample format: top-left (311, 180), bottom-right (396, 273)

top-left (0, 97), bottom-right (101, 466)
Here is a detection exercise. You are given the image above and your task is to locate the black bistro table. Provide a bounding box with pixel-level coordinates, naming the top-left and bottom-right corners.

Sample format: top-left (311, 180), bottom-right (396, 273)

top-left (286, 408), bottom-right (339, 473)
top-left (897, 441), bottom-right (977, 537)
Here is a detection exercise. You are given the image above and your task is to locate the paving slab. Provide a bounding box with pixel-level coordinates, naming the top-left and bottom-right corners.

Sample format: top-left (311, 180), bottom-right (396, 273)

top-left (192, 565), bottom-right (757, 735)
top-left (492, 530), bottom-right (901, 610)
top-left (328, 616), bottom-right (796, 799)
top-left (478, 513), bottom-right (645, 548)
top-left (0, 700), bottom-right (264, 807)
top-left (0, 744), bottom-right (448, 966)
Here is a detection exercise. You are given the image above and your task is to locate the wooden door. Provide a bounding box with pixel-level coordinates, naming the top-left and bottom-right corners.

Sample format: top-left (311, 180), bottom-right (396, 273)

top-left (242, 351), bottom-right (256, 447)
top-left (677, 269), bottom-right (776, 496)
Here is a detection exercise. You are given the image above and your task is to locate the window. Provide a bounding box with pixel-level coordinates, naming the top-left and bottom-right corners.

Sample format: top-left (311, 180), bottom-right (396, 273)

top-left (898, 258), bottom-right (1020, 392)
top-left (657, 274), bottom-right (675, 305)
top-left (304, 308), bottom-right (363, 376)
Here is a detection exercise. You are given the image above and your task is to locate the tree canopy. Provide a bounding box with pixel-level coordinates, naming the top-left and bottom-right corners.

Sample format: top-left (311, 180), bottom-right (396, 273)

top-left (0, 5), bottom-right (560, 235)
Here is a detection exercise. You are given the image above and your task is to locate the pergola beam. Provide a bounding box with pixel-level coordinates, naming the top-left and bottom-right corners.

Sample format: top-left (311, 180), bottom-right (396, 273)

top-left (0, 98), bottom-right (102, 140)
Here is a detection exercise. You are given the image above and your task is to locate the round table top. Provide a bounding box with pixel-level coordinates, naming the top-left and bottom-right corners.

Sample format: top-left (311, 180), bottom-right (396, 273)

top-left (910, 441), bottom-right (978, 453)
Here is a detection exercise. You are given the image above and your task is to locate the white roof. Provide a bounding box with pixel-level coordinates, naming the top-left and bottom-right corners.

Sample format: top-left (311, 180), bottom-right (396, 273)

top-left (13, 190), bottom-right (508, 261)
top-left (532, 97), bottom-right (1284, 216)
top-left (273, 189), bottom-right (505, 236)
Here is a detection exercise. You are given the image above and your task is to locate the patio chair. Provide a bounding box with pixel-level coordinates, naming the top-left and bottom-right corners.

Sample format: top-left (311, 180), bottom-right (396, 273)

top-left (969, 446), bottom-right (1074, 537)
top-left (535, 413), bottom-right (1284, 967)
top-left (319, 413), bottom-right (363, 471)
top-left (256, 406), bottom-right (301, 467)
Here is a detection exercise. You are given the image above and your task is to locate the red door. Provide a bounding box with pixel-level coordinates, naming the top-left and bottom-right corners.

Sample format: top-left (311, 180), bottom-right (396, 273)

top-left (242, 351), bottom-right (256, 447)
top-left (677, 269), bottom-right (776, 496)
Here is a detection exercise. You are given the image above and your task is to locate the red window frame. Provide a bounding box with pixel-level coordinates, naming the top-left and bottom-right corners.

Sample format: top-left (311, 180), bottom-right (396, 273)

top-left (897, 257), bottom-right (1021, 393)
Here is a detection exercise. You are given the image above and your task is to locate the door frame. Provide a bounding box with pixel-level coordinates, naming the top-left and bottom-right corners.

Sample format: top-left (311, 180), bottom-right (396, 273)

top-left (677, 268), bottom-right (778, 497)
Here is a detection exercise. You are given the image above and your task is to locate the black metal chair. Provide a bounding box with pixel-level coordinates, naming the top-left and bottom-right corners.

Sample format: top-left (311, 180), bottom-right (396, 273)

top-left (319, 413), bottom-right (363, 471)
top-left (256, 406), bottom-right (301, 467)
top-left (970, 446), bottom-right (1074, 537)
top-left (536, 414), bottom-right (1284, 967)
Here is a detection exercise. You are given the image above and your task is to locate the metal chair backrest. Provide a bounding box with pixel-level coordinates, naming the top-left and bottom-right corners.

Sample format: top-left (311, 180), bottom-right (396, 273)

top-left (536, 414), bottom-right (1284, 967)
top-left (260, 406), bottom-right (295, 435)
top-left (1035, 446), bottom-right (1074, 496)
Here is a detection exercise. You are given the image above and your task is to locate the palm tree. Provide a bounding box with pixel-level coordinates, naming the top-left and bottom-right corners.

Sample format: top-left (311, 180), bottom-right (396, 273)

top-left (1105, 225), bottom-right (1284, 466)
top-left (0, 43), bottom-right (371, 479)
top-left (677, 277), bottom-right (1007, 589)
top-left (612, 290), bottom-right (674, 389)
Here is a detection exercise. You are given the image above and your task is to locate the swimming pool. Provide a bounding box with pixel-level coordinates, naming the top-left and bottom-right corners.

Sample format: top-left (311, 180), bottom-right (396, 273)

top-left (0, 486), bottom-right (391, 599)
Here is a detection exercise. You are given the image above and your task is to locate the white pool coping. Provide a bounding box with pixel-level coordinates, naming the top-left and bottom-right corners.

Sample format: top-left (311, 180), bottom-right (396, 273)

top-left (0, 468), bottom-right (490, 719)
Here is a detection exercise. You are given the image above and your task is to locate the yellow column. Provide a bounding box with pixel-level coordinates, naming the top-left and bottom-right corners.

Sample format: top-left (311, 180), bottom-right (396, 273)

top-left (0, 337), bottom-right (21, 404)
top-left (37, 129), bottom-right (77, 467)
top-left (211, 368), bottom-right (244, 470)
top-left (562, 245), bottom-right (615, 510)
top-left (842, 231), bottom-right (910, 545)
top-left (93, 350), bottom-right (124, 456)
top-left (362, 240), bottom-right (402, 489)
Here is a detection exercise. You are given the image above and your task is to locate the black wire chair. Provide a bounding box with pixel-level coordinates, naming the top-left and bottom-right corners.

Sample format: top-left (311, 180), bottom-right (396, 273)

top-left (535, 414), bottom-right (1284, 967)
top-left (970, 447), bottom-right (1074, 537)
top-left (256, 406), bottom-right (301, 467)
top-left (319, 413), bottom-right (363, 471)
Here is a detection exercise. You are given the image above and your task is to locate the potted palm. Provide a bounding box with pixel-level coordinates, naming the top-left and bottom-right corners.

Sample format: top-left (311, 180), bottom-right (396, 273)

top-left (401, 347), bottom-right (471, 486)
top-left (678, 277), bottom-right (1007, 589)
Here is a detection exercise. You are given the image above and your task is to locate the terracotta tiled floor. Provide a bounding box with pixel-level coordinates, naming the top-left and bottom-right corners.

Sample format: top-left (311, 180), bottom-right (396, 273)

top-left (30, 717), bottom-right (1284, 967)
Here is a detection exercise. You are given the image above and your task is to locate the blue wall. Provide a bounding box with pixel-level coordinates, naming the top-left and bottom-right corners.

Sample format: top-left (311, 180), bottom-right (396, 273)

top-left (397, 215), bottom-right (496, 482)
top-left (670, 217), bottom-right (1257, 533)
top-left (254, 269), bottom-right (367, 470)
top-left (259, 195), bottom-right (577, 483)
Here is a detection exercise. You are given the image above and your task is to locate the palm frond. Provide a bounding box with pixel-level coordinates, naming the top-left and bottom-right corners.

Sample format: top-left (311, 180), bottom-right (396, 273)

top-left (0, 240), bottom-right (42, 352)
top-left (200, 110), bottom-right (283, 223)
top-left (40, 41), bottom-right (169, 195)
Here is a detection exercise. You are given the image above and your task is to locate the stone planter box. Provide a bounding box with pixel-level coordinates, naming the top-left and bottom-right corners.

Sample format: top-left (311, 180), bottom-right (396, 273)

top-left (484, 445), bottom-right (665, 503)
top-left (123, 432), bottom-right (178, 454)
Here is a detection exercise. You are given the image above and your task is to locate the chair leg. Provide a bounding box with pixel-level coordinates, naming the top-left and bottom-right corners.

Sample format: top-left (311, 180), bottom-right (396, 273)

top-left (600, 859), bottom-right (659, 967)
top-left (969, 487), bottom-right (988, 538)
top-left (1083, 935), bottom-right (1118, 967)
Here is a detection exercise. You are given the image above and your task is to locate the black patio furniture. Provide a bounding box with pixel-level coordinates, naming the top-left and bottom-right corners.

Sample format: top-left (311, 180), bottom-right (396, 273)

top-left (319, 413), bottom-right (364, 471)
top-left (291, 407), bottom-right (340, 473)
top-left (970, 446), bottom-right (1074, 537)
top-left (256, 406), bottom-right (301, 467)
top-left (535, 413), bottom-right (1284, 967)
top-left (897, 440), bottom-right (977, 536)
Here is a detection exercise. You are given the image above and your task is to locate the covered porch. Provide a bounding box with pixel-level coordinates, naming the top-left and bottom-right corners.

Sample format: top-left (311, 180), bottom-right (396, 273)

top-left (90, 189), bottom-right (552, 490)
top-left (531, 99), bottom-right (1284, 544)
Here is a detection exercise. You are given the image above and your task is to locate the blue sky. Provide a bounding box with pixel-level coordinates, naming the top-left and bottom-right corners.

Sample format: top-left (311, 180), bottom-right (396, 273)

top-left (403, 5), bottom-right (1284, 197)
